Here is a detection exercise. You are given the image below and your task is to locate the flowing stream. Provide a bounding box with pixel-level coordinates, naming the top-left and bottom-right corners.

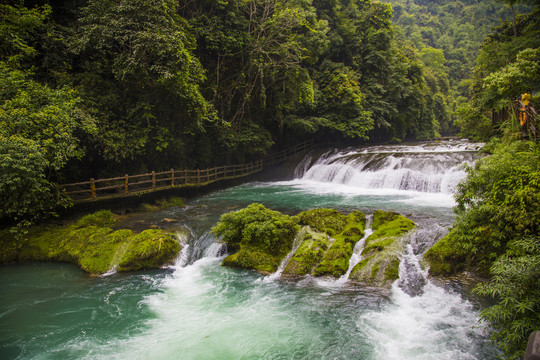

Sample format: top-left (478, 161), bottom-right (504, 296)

top-left (0, 140), bottom-right (500, 359)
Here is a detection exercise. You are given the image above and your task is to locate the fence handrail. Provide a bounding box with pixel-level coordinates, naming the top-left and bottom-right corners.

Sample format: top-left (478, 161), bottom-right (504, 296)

top-left (61, 140), bottom-right (313, 202)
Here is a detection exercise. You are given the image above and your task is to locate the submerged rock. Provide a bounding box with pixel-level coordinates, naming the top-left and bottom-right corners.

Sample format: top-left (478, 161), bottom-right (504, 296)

top-left (0, 210), bottom-right (181, 274)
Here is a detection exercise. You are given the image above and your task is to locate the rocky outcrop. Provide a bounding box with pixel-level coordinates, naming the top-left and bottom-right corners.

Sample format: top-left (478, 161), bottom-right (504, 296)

top-left (0, 210), bottom-right (181, 274)
top-left (283, 209), bottom-right (366, 277)
top-left (349, 210), bottom-right (415, 287)
top-left (214, 204), bottom-right (416, 288)
top-left (423, 233), bottom-right (469, 276)
top-left (213, 203), bottom-right (299, 273)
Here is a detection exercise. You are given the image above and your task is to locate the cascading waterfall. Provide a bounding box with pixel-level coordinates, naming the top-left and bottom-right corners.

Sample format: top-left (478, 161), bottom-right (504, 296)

top-left (174, 231), bottom-right (191, 267)
top-left (265, 228), bottom-right (307, 282)
top-left (1, 141), bottom-right (499, 360)
top-left (337, 215), bottom-right (374, 284)
top-left (295, 142), bottom-right (481, 194)
top-left (178, 229), bottom-right (226, 267)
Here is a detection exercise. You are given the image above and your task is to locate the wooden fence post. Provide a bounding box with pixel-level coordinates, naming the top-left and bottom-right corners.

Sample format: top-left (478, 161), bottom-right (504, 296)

top-left (197, 169), bottom-right (200, 184)
top-left (171, 169), bottom-right (175, 186)
top-left (124, 174), bottom-right (129, 195)
top-left (90, 178), bottom-right (96, 199)
top-left (152, 171), bottom-right (156, 189)
top-left (185, 170), bottom-right (188, 185)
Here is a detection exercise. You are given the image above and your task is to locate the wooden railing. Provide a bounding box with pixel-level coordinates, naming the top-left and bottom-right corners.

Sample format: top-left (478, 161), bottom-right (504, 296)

top-left (62, 140), bottom-right (313, 202)
top-left (263, 139), bottom-right (313, 165)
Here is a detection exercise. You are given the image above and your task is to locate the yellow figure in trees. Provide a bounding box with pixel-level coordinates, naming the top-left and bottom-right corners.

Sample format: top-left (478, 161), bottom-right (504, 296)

top-left (520, 93), bottom-right (531, 126)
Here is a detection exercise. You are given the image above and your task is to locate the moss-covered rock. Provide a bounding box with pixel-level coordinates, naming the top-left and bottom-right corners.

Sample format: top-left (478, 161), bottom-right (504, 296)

top-left (312, 211), bottom-right (366, 277)
top-left (0, 210), bottom-right (181, 274)
top-left (423, 233), bottom-right (468, 276)
top-left (138, 196), bottom-right (186, 212)
top-left (222, 246), bottom-right (282, 273)
top-left (293, 208), bottom-right (349, 235)
top-left (212, 205), bottom-right (416, 287)
top-left (349, 210), bottom-right (415, 287)
top-left (282, 228), bottom-right (333, 277)
top-left (213, 203), bottom-right (299, 273)
top-left (281, 210), bottom-right (366, 278)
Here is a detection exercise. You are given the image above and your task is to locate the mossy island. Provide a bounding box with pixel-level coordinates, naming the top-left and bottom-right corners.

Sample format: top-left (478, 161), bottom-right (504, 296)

top-left (0, 210), bottom-right (181, 274)
top-left (2, 203), bottom-right (417, 288)
top-left (213, 203), bottom-right (416, 288)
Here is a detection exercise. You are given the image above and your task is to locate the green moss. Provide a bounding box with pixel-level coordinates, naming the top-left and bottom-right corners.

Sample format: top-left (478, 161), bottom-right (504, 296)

top-left (214, 204), bottom-right (299, 273)
top-left (312, 211), bottom-right (366, 277)
top-left (117, 230), bottom-right (180, 271)
top-left (75, 210), bottom-right (117, 228)
top-left (362, 211), bottom-right (414, 256)
top-left (349, 210), bottom-right (415, 288)
top-left (0, 211), bottom-right (181, 274)
top-left (370, 210), bottom-right (415, 239)
top-left (384, 258), bottom-right (400, 281)
top-left (138, 197), bottom-right (186, 213)
top-left (221, 247), bottom-right (281, 273)
top-left (283, 229), bottom-right (331, 276)
top-left (156, 197), bottom-right (185, 209)
top-left (363, 237), bottom-right (395, 253)
top-left (424, 233), bottom-right (468, 276)
top-left (370, 262), bottom-right (380, 279)
top-left (293, 209), bottom-right (348, 235)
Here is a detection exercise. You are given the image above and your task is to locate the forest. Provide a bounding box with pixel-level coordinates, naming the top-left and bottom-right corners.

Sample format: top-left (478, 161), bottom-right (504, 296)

top-left (1, 0), bottom-right (539, 358)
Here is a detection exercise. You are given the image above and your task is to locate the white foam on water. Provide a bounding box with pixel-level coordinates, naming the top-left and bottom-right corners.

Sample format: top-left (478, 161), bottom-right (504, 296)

top-left (337, 216), bottom-right (374, 285)
top-left (359, 281), bottom-right (489, 360)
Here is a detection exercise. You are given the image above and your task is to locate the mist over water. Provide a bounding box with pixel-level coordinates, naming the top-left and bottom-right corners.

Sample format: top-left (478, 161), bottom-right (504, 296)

top-left (0, 141), bottom-right (500, 359)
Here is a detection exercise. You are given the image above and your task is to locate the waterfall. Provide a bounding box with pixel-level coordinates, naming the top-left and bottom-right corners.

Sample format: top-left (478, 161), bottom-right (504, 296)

top-left (264, 228), bottom-right (307, 282)
top-left (174, 228), bottom-right (226, 268)
top-left (337, 215), bottom-right (374, 284)
top-left (294, 142), bottom-right (482, 194)
top-left (397, 223), bottom-right (448, 296)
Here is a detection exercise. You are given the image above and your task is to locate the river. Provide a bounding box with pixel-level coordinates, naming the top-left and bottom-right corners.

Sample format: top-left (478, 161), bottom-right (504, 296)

top-left (0, 140), bottom-right (501, 359)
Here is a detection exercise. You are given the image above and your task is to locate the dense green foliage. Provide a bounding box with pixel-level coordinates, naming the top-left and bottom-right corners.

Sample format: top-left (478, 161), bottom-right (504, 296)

top-left (4, 0), bottom-right (522, 225)
top-left (455, 5), bottom-right (540, 141)
top-left (213, 203), bottom-right (298, 255)
top-left (0, 4), bottom-right (96, 226)
top-left (213, 203), bottom-right (299, 272)
top-left (424, 140), bottom-right (540, 358)
top-left (432, 3), bottom-right (540, 356)
top-left (474, 237), bottom-right (540, 359)
top-left (437, 141), bottom-right (540, 358)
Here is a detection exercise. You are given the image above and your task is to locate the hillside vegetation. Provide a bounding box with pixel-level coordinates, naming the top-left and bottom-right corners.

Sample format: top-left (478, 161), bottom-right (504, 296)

top-left (2, 0), bottom-right (522, 225)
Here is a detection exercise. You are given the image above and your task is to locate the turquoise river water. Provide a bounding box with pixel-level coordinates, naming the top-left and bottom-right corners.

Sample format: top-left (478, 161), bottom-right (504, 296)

top-left (0, 141), bottom-right (501, 359)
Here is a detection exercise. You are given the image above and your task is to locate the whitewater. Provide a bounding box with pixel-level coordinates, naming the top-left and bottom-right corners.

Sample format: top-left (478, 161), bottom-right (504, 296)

top-left (0, 140), bottom-right (499, 359)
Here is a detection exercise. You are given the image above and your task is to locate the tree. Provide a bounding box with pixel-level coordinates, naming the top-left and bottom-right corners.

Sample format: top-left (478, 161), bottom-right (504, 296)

top-left (0, 2), bottom-right (96, 225)
top-left (442, 140), bottom-right (540, 358)
top-left (71, 0), bottom-right (213, 169)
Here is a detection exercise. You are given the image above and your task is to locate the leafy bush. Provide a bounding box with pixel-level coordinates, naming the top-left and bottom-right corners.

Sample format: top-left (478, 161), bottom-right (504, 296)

top-left (451, 141), bottom-right (540, 268)
top-left (439, 140), bottom-right (540, 358)
top-left (212, 203), bottom-right (298, 256)
top-left (474, 237), bottom-right (540, 360)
